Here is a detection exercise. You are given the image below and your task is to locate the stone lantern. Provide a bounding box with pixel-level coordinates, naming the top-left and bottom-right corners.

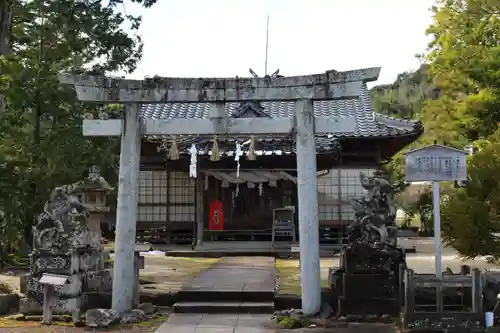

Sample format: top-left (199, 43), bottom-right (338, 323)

top-left (83, 188), bottom-right (110, 213)
top-left (82, 166), bottom-right (114, 253)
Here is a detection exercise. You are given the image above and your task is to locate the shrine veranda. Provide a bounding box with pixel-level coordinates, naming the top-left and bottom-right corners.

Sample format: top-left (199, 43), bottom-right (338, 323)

top-left (60, 66), bottom-right (422, 314)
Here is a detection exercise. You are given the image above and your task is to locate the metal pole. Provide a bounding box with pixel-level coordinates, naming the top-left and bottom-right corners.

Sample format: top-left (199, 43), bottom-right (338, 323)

top-left (433, 181), bottom-right (442, 278)
top-left (264, 15), bottom-right (269, 76)
top-left (295, 98), bottom-right (321, 315)
top-left (112, 103), bottom-right (141, 314)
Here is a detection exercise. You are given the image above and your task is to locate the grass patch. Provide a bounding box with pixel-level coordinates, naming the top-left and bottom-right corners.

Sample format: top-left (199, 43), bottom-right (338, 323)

top-left (275, 259), bottom-right (333, 296)
top-left (140, 257), bottom-right (219, 293)
top-left (0, 313), bottom-right (169, 332)
top-left (0, 317), bottom-right (74, 329)
top-left (125, 313), bottom-right (169, 330)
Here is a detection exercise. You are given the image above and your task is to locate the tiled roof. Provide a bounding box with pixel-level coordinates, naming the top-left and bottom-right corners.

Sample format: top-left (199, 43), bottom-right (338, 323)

top-left (140, 83), bottom-right (422, 139)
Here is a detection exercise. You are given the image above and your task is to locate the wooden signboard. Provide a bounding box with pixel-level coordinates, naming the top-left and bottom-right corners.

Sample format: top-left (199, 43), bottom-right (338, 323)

top-left (405, 144), bottom-right (467, 182)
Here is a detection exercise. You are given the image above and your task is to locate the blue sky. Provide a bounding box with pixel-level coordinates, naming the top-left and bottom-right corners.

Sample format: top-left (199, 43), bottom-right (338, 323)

top-left (126, 0), bottom-right (436, 86)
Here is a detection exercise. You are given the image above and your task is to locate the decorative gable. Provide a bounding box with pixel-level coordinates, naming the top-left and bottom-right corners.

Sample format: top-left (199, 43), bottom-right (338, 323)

top-left (233, 102), bottom-right (270, 118)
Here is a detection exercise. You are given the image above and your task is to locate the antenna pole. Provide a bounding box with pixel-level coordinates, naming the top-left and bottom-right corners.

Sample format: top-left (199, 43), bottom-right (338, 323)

top-left (264, 15), bottom-right (269, 76)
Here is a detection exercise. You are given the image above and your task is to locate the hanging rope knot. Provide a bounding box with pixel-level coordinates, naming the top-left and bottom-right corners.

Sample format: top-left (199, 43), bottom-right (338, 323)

top-left (211, 135), bottom-right (220, 161)
top-left (247, 136), bottom-right (257, 160)
top-left (168, 139), bottom-right (179, 160)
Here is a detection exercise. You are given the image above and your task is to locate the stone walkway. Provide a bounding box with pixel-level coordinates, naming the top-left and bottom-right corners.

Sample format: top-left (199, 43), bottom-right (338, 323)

top-left (181, 256), bottom-right (276, 292)
top-left (155, 314), bottom-right (274, 333)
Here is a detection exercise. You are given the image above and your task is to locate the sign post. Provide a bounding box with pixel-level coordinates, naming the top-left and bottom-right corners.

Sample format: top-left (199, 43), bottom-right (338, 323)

top-left (404, 144), bottom-right (467, 278)
top-left (432, 180), bottom-right (441, 276)
top-left (38, 273), bottom-right (68, 325)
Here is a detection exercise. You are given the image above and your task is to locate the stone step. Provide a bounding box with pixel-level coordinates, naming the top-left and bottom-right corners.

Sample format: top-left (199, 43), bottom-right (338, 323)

top-left (176, 290), bottom-right (274, 303)
top-left (172, 301), bottom-right (275, 314)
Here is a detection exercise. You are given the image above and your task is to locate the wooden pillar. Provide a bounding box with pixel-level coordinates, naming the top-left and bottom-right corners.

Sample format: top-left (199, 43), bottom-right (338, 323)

top-left (472, 268), bottom-right (482, 313)
top-left (112, 103), bottom-right (141, 314)
top-left (196, 175), bottom-right (204, 246)
top-left (403, 269), bottom-right (415, 329)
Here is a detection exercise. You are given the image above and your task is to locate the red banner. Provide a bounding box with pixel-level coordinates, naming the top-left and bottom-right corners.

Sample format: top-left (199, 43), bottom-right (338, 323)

top-left (208, 200), bottom-right (224, 231)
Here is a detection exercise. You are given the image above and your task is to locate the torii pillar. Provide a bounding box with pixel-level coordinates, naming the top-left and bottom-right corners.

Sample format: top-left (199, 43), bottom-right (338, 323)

top-left (113, 103), bottom-right (141, 313)
top-left (59, 68), bottom-right (377, 315)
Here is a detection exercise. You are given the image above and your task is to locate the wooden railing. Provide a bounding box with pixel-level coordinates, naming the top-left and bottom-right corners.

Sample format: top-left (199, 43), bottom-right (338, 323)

top-left (402, 268), bottom-right (483, 330)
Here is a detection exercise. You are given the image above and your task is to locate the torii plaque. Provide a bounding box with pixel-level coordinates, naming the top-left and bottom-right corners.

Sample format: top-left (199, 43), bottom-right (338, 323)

top-left (59, 67), bottom-right (377, 315)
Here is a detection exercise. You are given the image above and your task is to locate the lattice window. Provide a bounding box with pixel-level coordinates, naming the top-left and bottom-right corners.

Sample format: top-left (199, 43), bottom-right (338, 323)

top-left (340, 205), bottom-right (355, 221)
top-left (339, 168), bottom-right (376, 222)
top-left (139, 171), bottom-right (168, 204)
top-left (169, 205), bottom-right (196, 222)
top-left (168, 171), bottom-right (195, 204)
top-left (317, 169), bottom-right (340, 222)
top-left (340, 169), bottom-right (367, 201)
top-left (137, 171), bottom-right (168, 223)
top-left (137, 206), bottom-right (168, 222)
top-left (168, 171), bottom-right (195, 223)
top-left (319, 204), bottom-right (340, 222)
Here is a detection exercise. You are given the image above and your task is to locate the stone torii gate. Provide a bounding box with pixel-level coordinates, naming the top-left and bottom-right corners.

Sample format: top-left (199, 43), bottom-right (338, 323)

top-left (59, 67), bottom-right (379, 315)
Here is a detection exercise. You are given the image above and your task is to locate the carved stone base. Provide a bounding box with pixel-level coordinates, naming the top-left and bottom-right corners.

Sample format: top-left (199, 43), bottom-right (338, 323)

top-left (30, 250), bottom-right (105, 275)
top-left (84, 269), bottom-right (113, 293)
top-left (20, 295), bottom-right (88, 315)
top-left (30, 251), bottom-right (80, 275)
top-left (341, 242), bottom-right (406, 273)
top-left (330, 243), bottom-right (406, 316)
top-left (81, 251), bottom-right (105, 272)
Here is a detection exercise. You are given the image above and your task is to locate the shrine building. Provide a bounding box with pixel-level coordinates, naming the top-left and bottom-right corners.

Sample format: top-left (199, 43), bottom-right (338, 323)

top-left (119, 67), bottom-right (422, 249)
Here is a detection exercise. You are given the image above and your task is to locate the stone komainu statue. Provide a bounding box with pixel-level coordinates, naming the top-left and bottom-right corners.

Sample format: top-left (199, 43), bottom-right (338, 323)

top-left (348, 171), bottom-right (407, 249)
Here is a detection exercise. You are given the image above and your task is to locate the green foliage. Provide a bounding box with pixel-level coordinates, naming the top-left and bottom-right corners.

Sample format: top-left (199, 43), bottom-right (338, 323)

top-left (371, 0), bottom-right (500, 259)
top-left (442, 143), bottom-right (500, 260)
top-left (395, 184), bottom-right (431, 229)
top-left (371, 65), bottom-right (435, 120)
top-left (0, 0), bottom-right (156, 261)
top-left (370, 66), bottom-right (436, 182)
top-left (275, 315), bottom-right (309, 329)
top-left (422, 0), bottom-right (500, 145)
top-left (419, 0), bottom-right (500, 258)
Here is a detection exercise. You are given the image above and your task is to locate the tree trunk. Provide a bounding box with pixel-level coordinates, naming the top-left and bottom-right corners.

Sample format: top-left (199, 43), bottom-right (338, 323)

top-left (0, 0), bottom-right (13, 111)
top-left (0, 0), bottom-right (12, 54)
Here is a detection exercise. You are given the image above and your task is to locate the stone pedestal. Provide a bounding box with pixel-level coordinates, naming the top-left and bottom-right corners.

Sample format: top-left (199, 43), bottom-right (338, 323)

top-left (21, 250), bottom-right (114, 315)
top-left (329, 242), bottom-right (406, 317)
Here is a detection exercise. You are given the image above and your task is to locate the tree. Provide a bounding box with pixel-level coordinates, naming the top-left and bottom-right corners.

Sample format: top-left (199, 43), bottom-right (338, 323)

top-left (0, 0), bottom-right (13, 112)
top-left (370, 65), bottom-right (436, 182)
top-left (0, 0), bottom-right (156, 261)
top-left (0, 0), bottom-right (12, 54)
top-left (371, 65), bottom-right (435, 120)
top-left (396, 184), bottom-right (431, 229)
top-left (415, 0), bottom-right (500, 259)
top-left (422, 0), bottom-right (500, 145)
top-left (441, 143), bottom-right (500, 261)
